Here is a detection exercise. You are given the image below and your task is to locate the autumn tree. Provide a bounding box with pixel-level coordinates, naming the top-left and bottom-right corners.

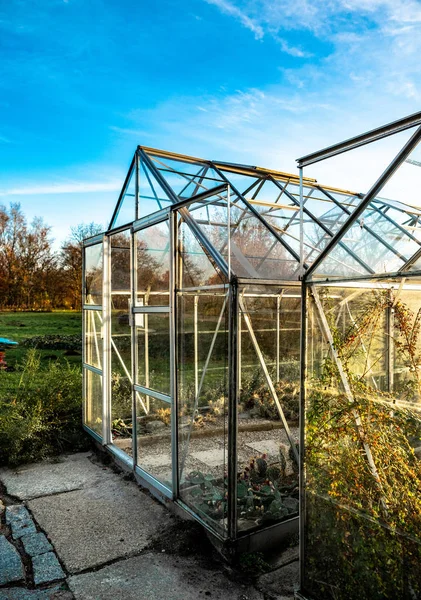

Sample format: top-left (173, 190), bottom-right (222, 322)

top-left (60, 222), bottom-right (103, 309)
top-left (0, 203), bottom-right (56, 309)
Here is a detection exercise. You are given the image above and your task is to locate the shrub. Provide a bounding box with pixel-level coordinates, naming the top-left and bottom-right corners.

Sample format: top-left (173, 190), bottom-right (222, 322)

top-left (21, 334), bottom-right (82, 351)
top-left (0, 349), bottom-right (89, 466)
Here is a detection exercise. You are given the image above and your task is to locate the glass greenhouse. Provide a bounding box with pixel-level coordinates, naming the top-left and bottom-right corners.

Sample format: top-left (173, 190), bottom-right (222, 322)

top-left (82, 111), bottom-right (421, 575)
top-left (298, 112), bottom-right (421, 600)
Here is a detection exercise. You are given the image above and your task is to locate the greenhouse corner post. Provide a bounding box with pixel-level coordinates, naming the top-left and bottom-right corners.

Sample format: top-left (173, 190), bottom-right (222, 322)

top-left (102, 234), bottom-right (112, 445)
top-left (170, 209), bottom-right (179, 498)
top-left (299, 167), bottom-right (304, 276)
top-left (228, 276), bottom-right (239, 540)
top-left (130, 226), bottom-right (138, 467)
top-left (81, 244), bottom-right (86, 427)
top-left (299, 160), bottom-right (306, 593)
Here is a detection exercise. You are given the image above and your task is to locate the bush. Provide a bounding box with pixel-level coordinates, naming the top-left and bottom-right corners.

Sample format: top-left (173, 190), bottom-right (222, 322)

top-left (0, 349), bottom-right (89, 466)
top-left (21, 334), bottom-right (82, 351)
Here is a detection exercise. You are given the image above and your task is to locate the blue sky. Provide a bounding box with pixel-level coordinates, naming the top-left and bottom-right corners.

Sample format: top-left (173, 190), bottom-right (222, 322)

top-left (1, 0), bottom-right (421, 246)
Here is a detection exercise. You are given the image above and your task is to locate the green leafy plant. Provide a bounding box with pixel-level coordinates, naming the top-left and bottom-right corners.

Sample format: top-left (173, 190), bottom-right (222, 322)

top-left (184, 452), bottom-right (299, 527)
top-left (305, 289), bottom-right (421, 599)
top-left (0, 349), bottom-right (88, 466)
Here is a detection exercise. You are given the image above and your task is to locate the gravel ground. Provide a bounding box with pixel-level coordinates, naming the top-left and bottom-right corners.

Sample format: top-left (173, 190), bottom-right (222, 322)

top-left (114, 418), bottom-right (299, 483)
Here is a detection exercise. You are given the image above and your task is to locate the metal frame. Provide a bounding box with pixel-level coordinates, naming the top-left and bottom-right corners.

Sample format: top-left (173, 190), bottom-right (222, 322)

top-left (82, 121), bottom-right (421, 559)
top-left (298, 113), bottom-right (421, 600)
top-left (304, 124), bottom-right (421, 281)
top-left (297, 110), bottom-right (421, 168)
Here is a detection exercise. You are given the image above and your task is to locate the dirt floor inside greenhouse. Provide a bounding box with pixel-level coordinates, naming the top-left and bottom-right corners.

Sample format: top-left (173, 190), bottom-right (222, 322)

top-left (113, 416), bottom-right (300, 485)
top-left (0, 451), bottom-right (299, 599)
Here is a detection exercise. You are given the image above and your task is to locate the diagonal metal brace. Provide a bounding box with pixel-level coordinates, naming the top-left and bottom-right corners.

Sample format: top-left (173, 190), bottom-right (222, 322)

top-left (239, 297), bottom-right (299, 465)
top-left (311, 286), bottom-right (387, 514)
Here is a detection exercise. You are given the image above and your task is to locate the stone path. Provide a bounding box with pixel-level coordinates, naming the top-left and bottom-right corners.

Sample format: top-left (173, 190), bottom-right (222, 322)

top-left (0, 452), bottom-right (299, 599)
top-left (0, 502), bottom-right (69, 598)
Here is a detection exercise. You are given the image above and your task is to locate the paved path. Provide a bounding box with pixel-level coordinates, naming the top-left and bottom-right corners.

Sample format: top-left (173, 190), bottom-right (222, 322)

top-left (0, 452), bottom-right (298, 599)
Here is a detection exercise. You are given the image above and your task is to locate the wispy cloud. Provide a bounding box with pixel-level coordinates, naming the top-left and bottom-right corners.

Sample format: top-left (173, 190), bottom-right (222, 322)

top-left (275, 37), bottom-right (313, 58)
top-left (109, 125), bottom-right (151, 137)
top-left (0, 134), bottom-right (11, 144)
top-left (204, 0), bottom-right (264, 39)
top-left (0, 180), bottom-right (122, 196)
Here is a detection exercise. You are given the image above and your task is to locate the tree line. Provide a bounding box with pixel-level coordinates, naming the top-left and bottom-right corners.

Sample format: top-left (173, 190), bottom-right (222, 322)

top-left (0, 203), bottom-right (102, 310)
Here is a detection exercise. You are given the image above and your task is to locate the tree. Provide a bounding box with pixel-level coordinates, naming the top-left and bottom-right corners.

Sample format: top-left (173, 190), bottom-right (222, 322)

top-left (60, 222), bottom-right (103, 309)
top-left (0, 203), bottom-right (56, 309)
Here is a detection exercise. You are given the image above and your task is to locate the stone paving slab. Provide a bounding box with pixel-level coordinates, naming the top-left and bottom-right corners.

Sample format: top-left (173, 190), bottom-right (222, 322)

top-left (68, 552), bottom-right (265, 600)
top-left (21, 532), bottom-right (53, 557)
top-left (246, 439), bottom-right (281, 458)
top-left (0, 586), bottom-right (70, 600)
top-left (140, 454), bottom-right (172, 468)
top-left (28, 473), bottom-right (171, 573)
top-left (191, 449), bottom-right (226, 467)
top-left (0, 536), bottom-right (24, 585)
top-left (6, 505), bottom-right (37, 539)
top-left (32, 552), bottom-right (66, 585)
top-left (0, 453), bottom-right (106, 500)
top-left (257, 560), bottom-right (299, 599)
top-left (6, 504), bottom-right (32, 524)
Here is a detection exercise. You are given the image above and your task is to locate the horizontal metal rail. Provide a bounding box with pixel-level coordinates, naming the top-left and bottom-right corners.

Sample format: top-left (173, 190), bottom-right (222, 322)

top-left (297, 110), bottom-right (421, 167)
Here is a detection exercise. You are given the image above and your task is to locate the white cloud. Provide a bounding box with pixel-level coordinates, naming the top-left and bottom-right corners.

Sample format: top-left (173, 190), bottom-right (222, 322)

top-left (109, 125), bottom-right (151, 137)
top-left (276, 37), bottom-right (313, 58)
top-left (204, 0), bottom-right (264, 39)
top-left (0, 134), bottom-right (10, 143)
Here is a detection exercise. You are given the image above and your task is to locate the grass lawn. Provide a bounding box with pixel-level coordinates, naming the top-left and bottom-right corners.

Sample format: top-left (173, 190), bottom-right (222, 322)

top-left (0, 311), bottom-right (82, 368)
top-left (0, 311), bottom-right (88, 466)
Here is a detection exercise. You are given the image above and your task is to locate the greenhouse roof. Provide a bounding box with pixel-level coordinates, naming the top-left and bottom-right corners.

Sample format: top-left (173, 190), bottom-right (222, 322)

top-left (108, 142), bottom-right (421, 283)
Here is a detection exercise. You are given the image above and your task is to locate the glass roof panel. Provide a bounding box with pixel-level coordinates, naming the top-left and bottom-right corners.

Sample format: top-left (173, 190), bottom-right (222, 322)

top-left (186, 187), bottom-right (302, 280)
top-left (308, 130), bottom-right (421, 279)
top-left (179, 218), bottom-right (226, 287)
top-left (139, 160), bottom-right (173, 218)
top-left (145, 153), bottom-right (224, 197)
top-left (112, 167), bottom-right (136, 229)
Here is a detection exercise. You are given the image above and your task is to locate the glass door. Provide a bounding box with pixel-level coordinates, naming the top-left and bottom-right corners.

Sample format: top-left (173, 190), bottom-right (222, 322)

top-left (132, 218), bottom-right (174, 493)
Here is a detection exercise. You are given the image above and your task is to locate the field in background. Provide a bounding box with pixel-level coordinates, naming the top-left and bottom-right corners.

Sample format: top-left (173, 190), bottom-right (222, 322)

top-left (0, 311), bottom-right (82, 368)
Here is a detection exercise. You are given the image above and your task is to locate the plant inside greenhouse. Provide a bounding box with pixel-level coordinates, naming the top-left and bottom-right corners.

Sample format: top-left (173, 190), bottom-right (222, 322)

top-left (298, 112), bottom-right (421, 600)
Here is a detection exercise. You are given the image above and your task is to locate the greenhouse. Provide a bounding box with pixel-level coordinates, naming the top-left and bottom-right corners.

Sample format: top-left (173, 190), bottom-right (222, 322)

top-left (298, 113), bottom-right (421, 600)
top-left (82, 111), bottom-right (421, 572)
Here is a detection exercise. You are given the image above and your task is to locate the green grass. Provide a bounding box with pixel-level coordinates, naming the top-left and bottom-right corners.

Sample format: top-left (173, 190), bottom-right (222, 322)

top-left (0, 310), bottom-right (82, 367)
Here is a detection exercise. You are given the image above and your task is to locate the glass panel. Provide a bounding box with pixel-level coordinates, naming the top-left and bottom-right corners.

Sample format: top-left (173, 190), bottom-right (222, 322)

top-left (237, 285), bottom-right (300, 532)
top-left (307, 127), bottom-right (417, 195)
top-left (112, 168), bottom-right (136, 228)
top-left (311, 138), bottom-right (421, 280)
top-left (184, 190), bottom-right (301, 280)
top-left (136, 394), bottom-right (172, 490)
top-left (110, 230), bottom-right (131, 292)
top-left (85, 243), bottom-right (103, 305)
top-left (84, 310), bottom-right (103, 369)
top-left (303, 283), bottom-right (421, 599)
top-left (177, 288), bottom-right (229, 536)
top-left (84, 368), bottom-right (102, 437)
top-left (139, 161), bottom-right (173, 219)
top-left (111, 295), bottom-right (132, 446)
top-left (145, 152), bottom-right (224, 197)
top-left (110, 230), bottom-right (133, 448)
top-left (229, 198), bottom-right (300, 279)
top-left (136, 312), bottom-right (170, 395)
top-left (136, 220), bottom-right (170, 306)
top-left (179, 219), bottom-right (226, 288)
